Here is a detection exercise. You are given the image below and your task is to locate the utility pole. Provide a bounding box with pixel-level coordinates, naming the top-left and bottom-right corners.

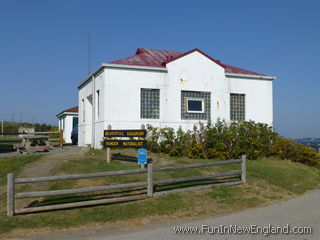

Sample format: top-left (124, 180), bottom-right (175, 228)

top-left (1, 120), bottom-right (3, 136)
top-left (17, 109), bottom-right (24, 125)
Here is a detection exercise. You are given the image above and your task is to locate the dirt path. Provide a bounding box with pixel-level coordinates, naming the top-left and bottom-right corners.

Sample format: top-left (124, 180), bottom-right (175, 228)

top-left (15, 150), bottom-right (88, 209)
top-left (19, 151), bottom-right (86, 178)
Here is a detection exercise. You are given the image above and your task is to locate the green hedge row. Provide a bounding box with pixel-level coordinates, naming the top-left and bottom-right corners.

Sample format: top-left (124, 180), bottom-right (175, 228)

top-left (146, 120), bottom-right (320, 168)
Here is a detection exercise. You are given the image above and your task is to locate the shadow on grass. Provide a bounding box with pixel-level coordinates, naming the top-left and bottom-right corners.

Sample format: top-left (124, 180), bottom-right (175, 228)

top-left (0, 144), bottom-right (17, 153)
top-left (112, 153), bottom-right (152, 164)
top-left (18, 175), bottom-right (240, 215)
top-left (27, 187), bottom-right (148, 207)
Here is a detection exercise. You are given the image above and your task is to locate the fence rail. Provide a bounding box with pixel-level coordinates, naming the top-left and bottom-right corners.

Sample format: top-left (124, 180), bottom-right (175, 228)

top-left (7, 155), bottom-right (246, 216)
top-left (0, 131), bottom-right (59, 136)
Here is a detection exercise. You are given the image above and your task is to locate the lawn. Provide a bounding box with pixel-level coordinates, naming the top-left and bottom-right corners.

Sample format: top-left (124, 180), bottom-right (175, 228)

top-left (0, 149), bottom-right (319, 237)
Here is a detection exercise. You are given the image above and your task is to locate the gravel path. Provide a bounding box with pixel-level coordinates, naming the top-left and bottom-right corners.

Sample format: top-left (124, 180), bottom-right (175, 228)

top-left (0, 146), bottom-right (88, 158)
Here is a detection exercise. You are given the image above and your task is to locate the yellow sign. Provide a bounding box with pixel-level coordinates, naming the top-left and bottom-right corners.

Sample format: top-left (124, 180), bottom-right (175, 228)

top-left (104, 140), bottom-right (146, 148)
top-left (104, 130), bottom-right (146, 138)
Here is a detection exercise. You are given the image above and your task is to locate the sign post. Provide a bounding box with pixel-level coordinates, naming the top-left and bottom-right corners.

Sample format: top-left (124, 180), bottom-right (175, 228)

top-left (137, 148), bottom-right (147, 168)
top-left (106, 125), bottom-right (111, 163)
top-left (140, 124), bottom-right (146, 168)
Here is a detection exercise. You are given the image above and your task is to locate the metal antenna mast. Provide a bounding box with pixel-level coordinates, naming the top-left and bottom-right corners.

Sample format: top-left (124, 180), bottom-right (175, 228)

top-left (88, 32), bottom-right (92, 75)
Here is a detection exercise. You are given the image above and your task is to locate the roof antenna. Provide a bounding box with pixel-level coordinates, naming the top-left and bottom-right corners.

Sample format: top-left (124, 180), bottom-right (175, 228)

top-left (88, 32), bottom-right (92, 75)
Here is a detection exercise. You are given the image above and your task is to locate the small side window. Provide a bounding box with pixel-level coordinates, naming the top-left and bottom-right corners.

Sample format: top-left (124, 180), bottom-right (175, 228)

top-left (187, 98), bottom-right (204, 113)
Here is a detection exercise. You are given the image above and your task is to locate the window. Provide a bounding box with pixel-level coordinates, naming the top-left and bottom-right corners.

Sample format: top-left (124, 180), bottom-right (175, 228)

top-left (181, 91), bottom-right (211, 120)
top-left (187, 98), bottom-right (204, 113)
top-left (96, 90), bottom-right (100, 119)
top-left (141, 88), bottom-right (160, 119)
top-left (82, 99), bottom-right (85, 122)
top-left (230, 93), bottom-right (245, 121)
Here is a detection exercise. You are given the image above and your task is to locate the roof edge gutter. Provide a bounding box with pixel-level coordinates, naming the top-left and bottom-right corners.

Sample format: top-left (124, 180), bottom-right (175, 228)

top-left (104, 63), bottom-right (168, 72)
top-left (56, 111), bottom-right (79, 118)
top-left (77, 65), bottom-right (105, 89)
top-left (225, 73), bottom-right (276, 80)
top-left (77, 64), bottom-right (168, 89)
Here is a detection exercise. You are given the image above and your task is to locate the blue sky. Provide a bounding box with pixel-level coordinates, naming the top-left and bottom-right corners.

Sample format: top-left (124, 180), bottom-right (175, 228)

top-left (0, 0), bottom-right (319, 138)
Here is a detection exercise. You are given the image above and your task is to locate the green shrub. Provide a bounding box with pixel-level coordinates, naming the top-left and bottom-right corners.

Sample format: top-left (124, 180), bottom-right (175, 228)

top-left (146, 121), bottom-right (320, 168)
top-left (268, 137), bottom-right (320, 167)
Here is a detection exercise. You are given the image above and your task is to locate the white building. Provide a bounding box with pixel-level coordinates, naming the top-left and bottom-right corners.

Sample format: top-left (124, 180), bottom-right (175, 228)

top-left (77, 48), bottom-right (276, 149)
top-left (56, 106), bottom-right (78, 144)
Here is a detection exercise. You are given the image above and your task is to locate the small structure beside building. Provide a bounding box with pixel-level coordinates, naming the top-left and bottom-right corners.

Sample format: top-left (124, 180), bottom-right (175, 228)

top-left (77, 48), bottom-right (276, 149)
top-left (56, 106), bottom-right (78, 144)
top-left (18, 127), bottom-right (35, 138)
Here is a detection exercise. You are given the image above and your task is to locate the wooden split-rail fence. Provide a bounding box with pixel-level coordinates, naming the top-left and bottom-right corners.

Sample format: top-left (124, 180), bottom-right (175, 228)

top-left (7, 155), bottom-right (246, 216)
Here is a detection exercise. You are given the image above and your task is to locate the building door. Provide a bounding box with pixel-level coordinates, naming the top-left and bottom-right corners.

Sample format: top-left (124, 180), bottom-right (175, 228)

top-left (72, 117), bottom-right (78, 129)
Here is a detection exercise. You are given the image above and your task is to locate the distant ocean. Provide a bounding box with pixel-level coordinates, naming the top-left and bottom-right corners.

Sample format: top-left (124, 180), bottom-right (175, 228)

top-left (295, 141), bottom-right (320, 150)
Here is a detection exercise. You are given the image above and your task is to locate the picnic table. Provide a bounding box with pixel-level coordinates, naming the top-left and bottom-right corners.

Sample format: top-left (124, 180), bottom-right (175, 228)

top-left (13, 135), bottom-right (53, 154)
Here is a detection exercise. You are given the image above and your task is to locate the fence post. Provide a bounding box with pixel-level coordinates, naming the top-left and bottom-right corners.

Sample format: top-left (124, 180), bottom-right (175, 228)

top-left (147, 163), bottom-right (153, 197)
top-left (7, 173), bottom-right (15, 217)
top-left (140, 124), bottom-right (146, 169)
top-left (59, 129), bottom-right (63, 148)
top-left (106, 124), bottom-right (111, 164)
top-left (241, 155), bottom-right (246, 183)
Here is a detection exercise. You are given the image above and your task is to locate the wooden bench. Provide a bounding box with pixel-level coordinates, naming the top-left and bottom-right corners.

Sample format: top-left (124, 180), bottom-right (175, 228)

top-left (14, 135), bottom-right (53, 154)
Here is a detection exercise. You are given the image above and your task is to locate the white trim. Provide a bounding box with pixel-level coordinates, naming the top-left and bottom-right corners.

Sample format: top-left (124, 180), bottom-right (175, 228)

top-left (186, 98), bottom-right (205, 113)
top-left (104, 63), bottom-right (168, 72)
top-left (77, 64), bottom-right (168, 89)
top-left (225, 73), bottom-right (276, 80)
top-left (56, 112), bottom-right (78, 118)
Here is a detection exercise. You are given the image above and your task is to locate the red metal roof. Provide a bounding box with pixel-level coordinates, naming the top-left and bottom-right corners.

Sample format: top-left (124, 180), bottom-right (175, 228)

top-left (109, 48), bottom-right (266, 76)
top-left (110, 48), bottom-right (183, 68)
top-left (63, 106), bottom-right (78, 113)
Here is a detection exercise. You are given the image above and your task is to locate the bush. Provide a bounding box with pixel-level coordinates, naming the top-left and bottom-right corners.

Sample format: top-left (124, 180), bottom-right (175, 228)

top-left (146, 121), bottom-right (320, 168)
top-left (268, 137), bottom-right (320, 168)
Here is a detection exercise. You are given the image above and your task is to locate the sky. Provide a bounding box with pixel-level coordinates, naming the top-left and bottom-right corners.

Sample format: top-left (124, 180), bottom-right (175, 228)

top-left (0, 0), bottom-right (319, 138)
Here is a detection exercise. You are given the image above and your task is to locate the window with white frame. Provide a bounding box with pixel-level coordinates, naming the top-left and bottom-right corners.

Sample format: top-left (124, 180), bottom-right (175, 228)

top-left (230, 93), bottom-right (245, 121)
top-left (187, 98), bottom-right (204, 113)
top-left (141, 88), bottom-right (160, 119)
top-left (181, 91), bottom-right (211, 120)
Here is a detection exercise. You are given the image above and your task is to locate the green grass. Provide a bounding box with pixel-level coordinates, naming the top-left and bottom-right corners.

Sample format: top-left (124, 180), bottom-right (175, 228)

top-left (0, 150), bottom-right (319, 237)
top-left (0, 138), bottom-right (21, 141)
top-left (0, 155), bottom-right (43, 184)
top-left (247, 158), bottom-right (320, 194)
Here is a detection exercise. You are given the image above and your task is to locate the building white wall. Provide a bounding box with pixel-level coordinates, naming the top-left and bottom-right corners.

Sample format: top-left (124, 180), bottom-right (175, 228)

top-left (78, 51), bottom-right (274, 149)
top-left (227, 77), bottom-right (273, 125)
top-left (104, 51), bottom-right (226, 131)
top-left (78, 70), bottom-right (105, 148)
